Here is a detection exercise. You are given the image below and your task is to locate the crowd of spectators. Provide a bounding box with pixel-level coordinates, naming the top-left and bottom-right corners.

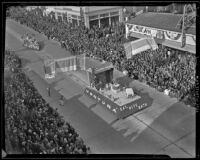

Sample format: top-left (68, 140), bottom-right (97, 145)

top-left (124, 46), bottom-right (196, 103)
top-left (4, 50), bottom-right (91, 154)
top-left (7, 7), bottom-right (197, 108)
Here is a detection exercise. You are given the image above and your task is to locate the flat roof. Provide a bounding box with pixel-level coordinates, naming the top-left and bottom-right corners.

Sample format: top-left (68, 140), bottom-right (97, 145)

top-left (127, 12), bottom-right (196, 35)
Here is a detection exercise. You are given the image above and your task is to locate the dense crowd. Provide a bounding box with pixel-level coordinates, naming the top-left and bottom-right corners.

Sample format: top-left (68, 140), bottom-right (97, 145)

top-left (4, 50), bottom-right (91, 154)
top-left (7, 7), bottom-right (197, 108)
top-left (124, 46), bottom-right (196, 103)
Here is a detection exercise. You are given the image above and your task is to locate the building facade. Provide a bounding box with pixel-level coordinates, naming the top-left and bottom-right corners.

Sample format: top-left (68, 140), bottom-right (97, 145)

top-left (83, 6), bottom-right (123, 28)
top-left (44, 6), bottom-right (123, 28)
top-left (125, 12), bottom-right (196, 54)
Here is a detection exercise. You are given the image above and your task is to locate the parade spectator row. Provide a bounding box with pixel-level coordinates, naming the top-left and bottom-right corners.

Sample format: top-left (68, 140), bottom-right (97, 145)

top-left (8, 7), bottom-right (197, 108)
top-left (4, 50), bottom-right (91, 154)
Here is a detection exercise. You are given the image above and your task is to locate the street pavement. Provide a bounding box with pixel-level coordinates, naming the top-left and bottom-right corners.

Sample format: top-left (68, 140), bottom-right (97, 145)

top-left (5, 19), bottom-right (196, 157)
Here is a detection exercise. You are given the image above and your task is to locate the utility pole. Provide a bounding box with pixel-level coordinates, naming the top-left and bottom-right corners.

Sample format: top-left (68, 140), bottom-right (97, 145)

top-left (179, 4), bottom-right (195, 48)
top-left (181, 5), bottom-right (186, 48)
top-left (175, 4), bottom-right (195, 48)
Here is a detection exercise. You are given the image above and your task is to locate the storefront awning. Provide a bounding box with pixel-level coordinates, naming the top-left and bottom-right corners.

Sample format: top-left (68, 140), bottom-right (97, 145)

top-left (162, 39), bottom-right (196, 54)
top-left (128, 32), bottom-right (196, 54)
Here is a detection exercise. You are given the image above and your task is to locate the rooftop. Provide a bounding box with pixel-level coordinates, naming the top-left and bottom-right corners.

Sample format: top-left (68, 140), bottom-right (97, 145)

top-left (127, 12), bottom-right (196, 35)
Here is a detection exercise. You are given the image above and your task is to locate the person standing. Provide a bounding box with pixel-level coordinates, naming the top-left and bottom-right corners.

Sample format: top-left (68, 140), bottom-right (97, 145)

top-left (47, 87), bottom-right (51, 97)
top-left (59, 95), bottom-right (64, 106)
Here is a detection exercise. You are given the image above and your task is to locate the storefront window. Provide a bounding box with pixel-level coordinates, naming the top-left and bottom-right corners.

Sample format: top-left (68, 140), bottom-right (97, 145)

top-left (111, 16), bottom-right (119, 26)
top-left (100, 17), bottom-right (109, 28)
top-left (89, 19), bottom-right (99, 28)
top-left (63, 13), bottom-right (68, 23)
top-left (72, 19), bottom-right (78, 26)
top-left (58, 15), bottom-right (62, 22)
top-left (57, 12), bottom-right (62, 16)
top-left (71, 15), bottom-right (77, 19)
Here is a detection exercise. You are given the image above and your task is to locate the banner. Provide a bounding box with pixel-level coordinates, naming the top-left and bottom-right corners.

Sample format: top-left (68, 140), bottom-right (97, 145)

top-left (56, 56), bottom-right (77, 72)
top-left (156, 30), bottom-right (164, 39)
top-left (165, 31), bottom-right (182, 41)
top-left (126, 24), bottom-right (188, 43)
top-left (124, 37), bottom-right (158, 59)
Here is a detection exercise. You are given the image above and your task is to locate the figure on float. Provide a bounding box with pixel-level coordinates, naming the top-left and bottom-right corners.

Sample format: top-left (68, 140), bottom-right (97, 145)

top-left (21, 33), bottom-right (40, 51)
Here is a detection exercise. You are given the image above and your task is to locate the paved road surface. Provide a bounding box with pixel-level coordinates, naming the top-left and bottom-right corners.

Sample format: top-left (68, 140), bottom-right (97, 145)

top-left (5, 19), bottom-right (196, 157)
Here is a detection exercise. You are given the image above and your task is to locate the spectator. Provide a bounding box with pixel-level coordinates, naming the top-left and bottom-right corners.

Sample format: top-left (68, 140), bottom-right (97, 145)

top-left (7, 6), bottom-right (196, 109)
top-left (5, 50), bottom-right (90, 154)
top-left (59, 95), bottom-right (64, 106)
top-left (47, 87), bottom-right (51, 97)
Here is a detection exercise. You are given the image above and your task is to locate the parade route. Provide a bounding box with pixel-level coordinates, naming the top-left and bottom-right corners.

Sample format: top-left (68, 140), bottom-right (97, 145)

top-left (5, 19), bottom-right (196, 157)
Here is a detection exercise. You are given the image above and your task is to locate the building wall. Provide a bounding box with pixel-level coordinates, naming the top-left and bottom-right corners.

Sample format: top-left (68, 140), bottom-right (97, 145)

top-left (50, 6), bottom-right (123, 28)
top-left (84, 7), bottom-right (123, 28)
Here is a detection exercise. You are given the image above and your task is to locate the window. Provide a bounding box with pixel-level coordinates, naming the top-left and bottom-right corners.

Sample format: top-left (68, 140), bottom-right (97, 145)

top-left (89, 15), bottom-right (98, 20)
top-left (111, 16), bottom-right (119, 25)
top-left (89, 19), bottom-right (99, 28)
top-left (72, 19), bottom-right (78, 26)
top-left (110, 11), bottom-right (119, 16)
top-left (100, 17), bottom-right (109, 28)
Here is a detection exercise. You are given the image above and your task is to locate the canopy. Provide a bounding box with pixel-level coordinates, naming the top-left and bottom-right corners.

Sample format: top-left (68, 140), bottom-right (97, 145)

top-left (124, 37), bottom-right (158, 59)
top-left (128, 32), bottom-right (196, 54)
